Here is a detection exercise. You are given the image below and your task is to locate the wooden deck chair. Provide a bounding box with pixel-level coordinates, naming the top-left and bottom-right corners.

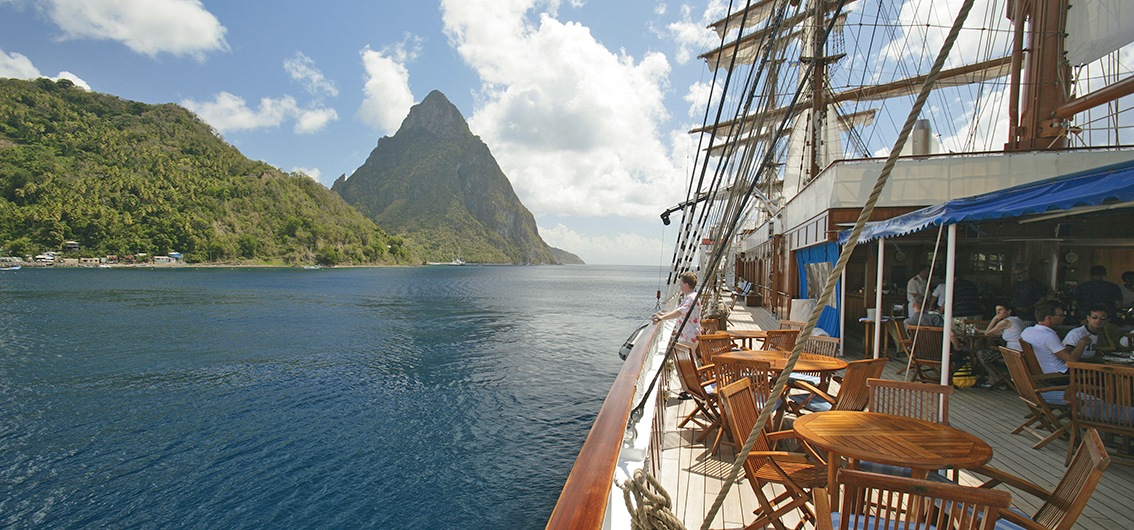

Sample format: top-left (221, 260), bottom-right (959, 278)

top-left (1020, 339), bottom-right (1067, 385)
top-left (730, 280), bottom-right (753, 309)
top-left (862, 379), bottom-right (955, 480)
top-left (1001, 346), bottom-right (1071, 450)
top-left (889, 320), bottom-right (914, 370)
top-left (970, 428), bottom-right (1109, 530)
top-left (1067, 362), bottom-right (1134, 466)
top-left (719, 377), bottom-right (828, 530)
top-left (814, 469), bottom-right (1011, 530)
top-left (672, 342), bottom-right (722, 446)
top-left (697, 332), bottom-right (734, 367)
top-left (787, 358), bottom-right (888, 415)
top-left (713, 354), bottom-right (775, 451)
top-left (800, 335), bottom-right (840, 357)
top-left (702, 317), bottom-right (720, 334)
top-left (789, 335), bottom-right (842, 390)
top-left (867, 378), bottom-right (953, 424)
top-left (907, 325), bottom-right (951, 384)
top-left (763, 329), bottom-right (800, 352)
top-left (779, 319), bottom-right (806, 331)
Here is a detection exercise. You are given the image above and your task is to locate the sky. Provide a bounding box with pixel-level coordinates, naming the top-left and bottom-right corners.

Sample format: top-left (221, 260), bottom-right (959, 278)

top-left (0, 0), bottom-right (737, 265)
top-left (1, 0), bottom-right (1130, 265)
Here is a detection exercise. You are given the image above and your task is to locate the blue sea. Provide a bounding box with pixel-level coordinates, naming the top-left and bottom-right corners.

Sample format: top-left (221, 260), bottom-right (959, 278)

top-left (0, 265), bottom-right (661, 529)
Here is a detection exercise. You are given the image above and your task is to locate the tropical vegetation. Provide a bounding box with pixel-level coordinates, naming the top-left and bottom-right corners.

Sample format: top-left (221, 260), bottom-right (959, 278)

top-left (0, 77), bottom-right (412, 265)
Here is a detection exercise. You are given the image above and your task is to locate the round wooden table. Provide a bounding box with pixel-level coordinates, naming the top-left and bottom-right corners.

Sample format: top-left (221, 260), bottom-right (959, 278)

top-left (716, 349), bottom-right (848, 374)
top-left (725, 329), bottom-right (769, 350)
top-left (793, 411), bottom-right (993, 505)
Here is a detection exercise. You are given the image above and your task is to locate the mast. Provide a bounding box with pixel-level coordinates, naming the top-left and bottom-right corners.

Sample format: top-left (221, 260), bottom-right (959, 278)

top-left (1005, 0), bottom-right (1072, 151)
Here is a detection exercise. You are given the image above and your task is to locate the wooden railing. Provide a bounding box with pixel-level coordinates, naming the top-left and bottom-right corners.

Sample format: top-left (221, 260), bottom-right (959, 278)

top-left (545, 320), bottom-right (663, 530)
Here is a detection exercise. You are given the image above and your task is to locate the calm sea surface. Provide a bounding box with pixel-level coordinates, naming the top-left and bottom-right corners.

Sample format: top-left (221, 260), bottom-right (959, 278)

top-left (0, 265), bottom-right (661, 529)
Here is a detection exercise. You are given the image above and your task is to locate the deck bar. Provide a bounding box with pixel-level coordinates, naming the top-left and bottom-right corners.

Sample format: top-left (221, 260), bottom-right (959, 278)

top-left (545, 321), bottom-right (662, 530)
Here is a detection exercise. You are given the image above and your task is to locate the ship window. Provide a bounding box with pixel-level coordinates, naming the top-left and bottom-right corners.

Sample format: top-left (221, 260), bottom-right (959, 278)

top-left (803, 262), bottom-right (838, 308)
top-left (969, 251), bottom-right (1005, 272)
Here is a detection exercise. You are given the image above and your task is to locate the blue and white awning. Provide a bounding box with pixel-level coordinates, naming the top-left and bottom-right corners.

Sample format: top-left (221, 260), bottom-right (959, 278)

top-left (839, 158), bottom-right (1134, 244)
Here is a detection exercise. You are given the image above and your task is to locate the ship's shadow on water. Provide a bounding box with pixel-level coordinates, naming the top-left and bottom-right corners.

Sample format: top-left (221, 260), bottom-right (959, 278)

top-left (0, 266), bottom-right (659, 529)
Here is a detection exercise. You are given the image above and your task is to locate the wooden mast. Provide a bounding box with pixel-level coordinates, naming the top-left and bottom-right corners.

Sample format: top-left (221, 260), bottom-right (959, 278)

top-left (1005, 0), bottom-right (1072, 151)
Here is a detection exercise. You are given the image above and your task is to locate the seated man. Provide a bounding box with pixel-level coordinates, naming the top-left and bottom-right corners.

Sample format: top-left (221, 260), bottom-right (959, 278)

top-left (904, 299), bottom-right (944, 328)
top-left (1020, 303), bottom-right (1077, 385)
top-left (1063, 305), bottom-right (1128, 357)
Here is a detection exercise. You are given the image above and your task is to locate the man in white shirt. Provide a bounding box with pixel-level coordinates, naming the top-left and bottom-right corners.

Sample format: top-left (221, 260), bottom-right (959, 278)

top-left (907, 265), bottom-right (930, 309)
top-left (1020, 303), bottom-right (1076, 384)
top-left (1121, 271), bottom-right (1134, 309)
top-left (1062, 306), bottom-right (1110, 360)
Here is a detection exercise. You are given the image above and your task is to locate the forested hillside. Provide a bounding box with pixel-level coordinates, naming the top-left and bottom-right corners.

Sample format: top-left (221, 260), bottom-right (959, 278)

top-left (0, 77), bottom-right (410, 265)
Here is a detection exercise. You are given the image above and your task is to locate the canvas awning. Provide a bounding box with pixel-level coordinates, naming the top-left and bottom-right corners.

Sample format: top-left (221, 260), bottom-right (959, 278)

top-left (839, 158), bottom-right (1134, 244)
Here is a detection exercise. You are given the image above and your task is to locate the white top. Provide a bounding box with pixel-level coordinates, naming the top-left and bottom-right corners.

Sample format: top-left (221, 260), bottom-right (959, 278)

top-left (1062, 326), bottom-right (1098, 359)
top-left (1001, 316), bottom-right (1025, 351)
top-left (675, 291), bottom-right (702, 345)
top-left (1021, 325), bottom-right (1069, 374)
top-left (1122, 284), bottom-right (1134, 308)
top-left (907, 274), bottom-right (928, 308)
top-left (931, 283), bottom-right (946, 308)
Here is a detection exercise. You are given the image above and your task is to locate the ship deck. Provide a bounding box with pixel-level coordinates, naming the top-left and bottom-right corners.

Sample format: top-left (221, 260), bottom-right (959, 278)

top-left (658, 302), bottom-right (1134, 529)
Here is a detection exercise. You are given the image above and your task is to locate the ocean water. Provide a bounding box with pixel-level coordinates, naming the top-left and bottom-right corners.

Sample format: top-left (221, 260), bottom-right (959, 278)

top-left (0, 265), bottom-right (661, 529)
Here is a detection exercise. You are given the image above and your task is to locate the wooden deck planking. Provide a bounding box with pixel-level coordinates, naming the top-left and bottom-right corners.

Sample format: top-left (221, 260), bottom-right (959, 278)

top-left (655, 300), bottom-right (1134, 529)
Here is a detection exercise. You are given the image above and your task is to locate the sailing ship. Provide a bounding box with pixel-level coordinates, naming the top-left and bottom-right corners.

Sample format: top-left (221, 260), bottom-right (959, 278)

top-left (549, 0), bottom-right (1133, 528)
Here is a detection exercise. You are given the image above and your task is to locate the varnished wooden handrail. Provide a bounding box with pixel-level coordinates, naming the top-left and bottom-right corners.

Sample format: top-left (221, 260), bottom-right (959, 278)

top-left (545, 320), bottom-right (662, 530)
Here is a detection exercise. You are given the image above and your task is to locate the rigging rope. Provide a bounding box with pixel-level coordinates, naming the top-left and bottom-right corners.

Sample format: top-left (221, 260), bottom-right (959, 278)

top-left (697, 0), bottom-right (978, 527)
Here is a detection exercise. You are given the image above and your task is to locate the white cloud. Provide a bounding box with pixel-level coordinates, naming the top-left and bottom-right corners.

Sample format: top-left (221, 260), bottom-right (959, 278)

top-left (665, 2), bottom-right (724, 64)
top-left (181, 92), bottom-right (337, 134)
top-left (0, 49), bottom-right (39, 79)
top-left (291, 167), bottom-right (324, 184)
top-left (182, 92), bottom-right (296, 132)
top-left (357, 40), bottom-right (418, 133)
top-left (41, 0), bottom-right (228, 59)
top-left (937, 86), bottom-right (1008, 152)
top-left (441, 0), bottom-right (689, 220)
top-left (0, 47), bottom-right (91, 89)
top-left (52, 70), bottom-right (90, 90)
top-left (540, 223), bottom-right (663, 265)
top-left (294, 107), bottom-right (339, 134)
top-left (285, 52), bottom-right (338, 97)
top-left (879, 0), bottom-right (1010, 68)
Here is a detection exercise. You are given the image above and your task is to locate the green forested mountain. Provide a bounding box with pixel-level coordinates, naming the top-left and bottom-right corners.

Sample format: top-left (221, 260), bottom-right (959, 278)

top-left (0, 77), bottom-right (410, 265)
top-left (332, 90), bottom-right (563, 265)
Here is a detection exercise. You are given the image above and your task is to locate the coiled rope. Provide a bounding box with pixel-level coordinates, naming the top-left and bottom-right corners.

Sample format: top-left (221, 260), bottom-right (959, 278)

top-left (619, 469), bottom-right (686, 530)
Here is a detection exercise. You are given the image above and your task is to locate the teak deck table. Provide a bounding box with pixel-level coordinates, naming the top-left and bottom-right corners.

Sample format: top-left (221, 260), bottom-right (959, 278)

top-left (793, 411), bottom-right (993, 506)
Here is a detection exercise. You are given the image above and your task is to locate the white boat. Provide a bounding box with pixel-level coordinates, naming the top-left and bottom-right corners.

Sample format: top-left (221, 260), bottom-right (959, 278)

top-left (549, 0), bottom-right (1134, 528)
top-left (0, 265), bottom-right (20, 271)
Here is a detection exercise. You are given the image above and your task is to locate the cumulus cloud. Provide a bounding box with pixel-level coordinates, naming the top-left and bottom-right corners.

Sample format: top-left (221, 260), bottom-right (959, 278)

top-left (0, 49), bottom-right (40, 79)
top-left (0, 47), bottom-right (90, 89)
top-left (294, 107), bottom-right (339, 134)
top-left (285, 52), bottom-right (338, 97)
top-left (181, 92), bottom-right (337, 134)
top-left (52, 70), bottom-right (90, 90)
top-left (357, 37), bottom-right (419, 133)
top-left (540, 223), bottom-right (663, 265)
top-left (441, 0), bottom-right (688, 219)
top-left (665, 2), bottom-right (725, 64)
top-left (879, 0), bottom-right (1010, 68)
top-left (291, 166), bottom-right (324, 183)
top-left (40, 0), bottom-right (228, 59)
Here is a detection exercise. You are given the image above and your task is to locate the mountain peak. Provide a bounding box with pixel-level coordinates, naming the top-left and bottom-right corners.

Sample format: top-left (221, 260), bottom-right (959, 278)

top-left (397, 90), bottom-right (471, 139)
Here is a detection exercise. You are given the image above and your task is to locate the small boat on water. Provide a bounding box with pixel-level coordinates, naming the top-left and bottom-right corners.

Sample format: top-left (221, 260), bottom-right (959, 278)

top-left (0, 265), bottom-right (20, 271)
top-left (550, 0), bottom-right (1133, 528)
